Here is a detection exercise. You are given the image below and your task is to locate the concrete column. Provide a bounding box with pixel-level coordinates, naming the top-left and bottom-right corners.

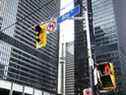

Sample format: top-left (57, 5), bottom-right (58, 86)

top-left (9, 82), bottom-right (13, 95)
top-left (33, 88), bottom-right (35, 95)
top-left (22, 86), bottom-right (25, 95)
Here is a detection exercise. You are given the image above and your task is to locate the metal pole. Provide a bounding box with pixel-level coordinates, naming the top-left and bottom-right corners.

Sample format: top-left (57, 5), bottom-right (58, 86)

top-left (69, 10), bottom-right (95, 94)
top-left (85, 10), bottom-right (94, 93)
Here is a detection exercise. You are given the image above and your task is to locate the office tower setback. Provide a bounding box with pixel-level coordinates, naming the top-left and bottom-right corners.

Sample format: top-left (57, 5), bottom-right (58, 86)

top-left (92, 0), bottom-right (126, 94)
top-left (65, 42), bottom-right (75, 95)
top-left (0, 0), bottom-right (60, 95)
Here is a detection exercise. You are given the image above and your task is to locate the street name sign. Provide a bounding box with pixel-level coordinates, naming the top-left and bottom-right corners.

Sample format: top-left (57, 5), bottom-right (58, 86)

top-left (57, 5), bottom-right (80, 24)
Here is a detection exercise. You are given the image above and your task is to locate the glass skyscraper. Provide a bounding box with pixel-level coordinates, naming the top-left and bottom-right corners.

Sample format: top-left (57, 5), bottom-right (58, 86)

top-left (92, 0), bottom-right (126, 94)
top-left (65, 41), bottom-right (75, 95)
top-left (0, 0), bottom-right (60, 95)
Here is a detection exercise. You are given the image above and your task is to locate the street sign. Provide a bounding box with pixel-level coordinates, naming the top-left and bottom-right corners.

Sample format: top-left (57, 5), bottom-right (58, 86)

top-left (47, 18), bottom-right (57, 32)
top-left (57, 5), bottom-right (80, 24)
top-left (68, 16), bottom-right (85, 20)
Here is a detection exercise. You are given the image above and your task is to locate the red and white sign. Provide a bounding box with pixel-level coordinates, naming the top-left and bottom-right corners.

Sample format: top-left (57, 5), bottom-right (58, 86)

top-left (83, 88), bottom-right (93, 95)
top-left (47, 18), bottom-right (57, 32)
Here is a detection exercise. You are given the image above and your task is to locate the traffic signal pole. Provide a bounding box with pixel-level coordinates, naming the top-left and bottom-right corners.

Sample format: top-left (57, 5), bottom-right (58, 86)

top-left (69, 10), bottom-right (95, 94)
top-left (85, 10), bottom-right (94, 94)
top-left (70, 11), bottom-right (95, 95)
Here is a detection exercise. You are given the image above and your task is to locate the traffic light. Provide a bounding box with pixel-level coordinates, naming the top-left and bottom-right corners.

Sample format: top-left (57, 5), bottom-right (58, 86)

top-left (34, 23), bottom-right (47, 48)
top-left (33, 17), bottom-right (57, 48)
top-left (96, 63), bottom-right (116, 91)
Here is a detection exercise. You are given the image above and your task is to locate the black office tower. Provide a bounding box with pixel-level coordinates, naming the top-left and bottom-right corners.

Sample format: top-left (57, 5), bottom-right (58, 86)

top-left (0, 0), bottom-right (60, 95)
top-left (74, 0), bottom-right (95, 94)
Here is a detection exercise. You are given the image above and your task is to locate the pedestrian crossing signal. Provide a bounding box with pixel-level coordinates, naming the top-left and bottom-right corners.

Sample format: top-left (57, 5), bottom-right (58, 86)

top-left (96, 62), bottom-right (116, 91)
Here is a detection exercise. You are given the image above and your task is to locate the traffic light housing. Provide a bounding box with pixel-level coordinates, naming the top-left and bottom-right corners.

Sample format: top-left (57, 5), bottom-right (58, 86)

top-left (96, 63), bottom-right (116, 91)
top-left (33, 18), bottom-right (57, 48)
top-left (34, 23), bottom-right (47, 48)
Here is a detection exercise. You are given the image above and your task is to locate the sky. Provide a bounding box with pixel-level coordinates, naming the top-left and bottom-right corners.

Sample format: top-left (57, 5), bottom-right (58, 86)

top-left (58, 0), bottom-right (74, 93)
top-left (60, 0), bottom-right (74, 42)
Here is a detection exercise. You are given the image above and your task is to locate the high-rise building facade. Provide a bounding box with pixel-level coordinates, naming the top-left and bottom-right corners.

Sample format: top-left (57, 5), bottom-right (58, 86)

top-left (65, 42), bottom-right (75, 95)
top-left (0, 0), bottom-right (2, 29)
top-left (0, 0), bottom-right (60, 95)
top-left (0, 16), bottom-right (2, 29)
top-left (74, 0), bottom-right (95, 94)
top-left (92, 0), bottom-right (126, 94)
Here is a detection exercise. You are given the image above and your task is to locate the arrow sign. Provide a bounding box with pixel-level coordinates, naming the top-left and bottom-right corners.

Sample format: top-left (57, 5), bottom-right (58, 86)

top-left (57, 5), bottom-right (80, 24)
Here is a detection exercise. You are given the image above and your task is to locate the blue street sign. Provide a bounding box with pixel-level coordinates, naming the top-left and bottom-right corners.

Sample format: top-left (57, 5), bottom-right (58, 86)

top-left (57, 5), bottom-right (80, 24)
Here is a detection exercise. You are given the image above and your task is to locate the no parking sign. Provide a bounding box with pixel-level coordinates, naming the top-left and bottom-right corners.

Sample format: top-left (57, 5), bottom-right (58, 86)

top-left (47, 18), bottom-right (57, 32)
